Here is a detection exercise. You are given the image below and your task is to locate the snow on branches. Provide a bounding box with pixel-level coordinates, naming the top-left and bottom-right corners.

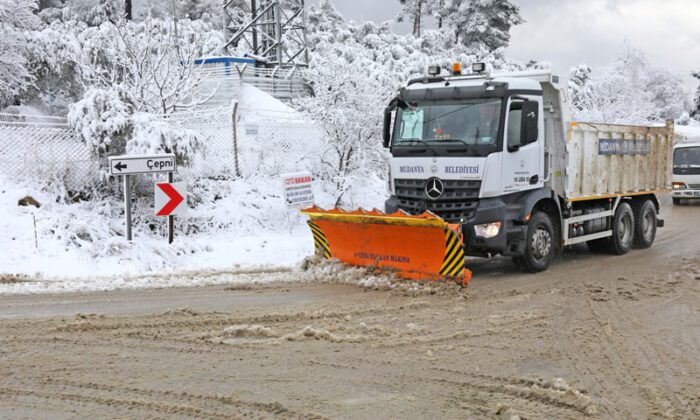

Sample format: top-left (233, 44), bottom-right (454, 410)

top-left (0, 0), bottom-right (40, 107)
top-left (569, 42), bottom-right (690, 124)
top-left (397, 0), bottom-right (523, 51)
top-left (66, 17), bottom-right (220, 171)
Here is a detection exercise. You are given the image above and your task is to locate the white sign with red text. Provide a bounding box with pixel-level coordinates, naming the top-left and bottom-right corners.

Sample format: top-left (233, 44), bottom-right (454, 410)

top-left (282, 171), bottom-right (314, 210)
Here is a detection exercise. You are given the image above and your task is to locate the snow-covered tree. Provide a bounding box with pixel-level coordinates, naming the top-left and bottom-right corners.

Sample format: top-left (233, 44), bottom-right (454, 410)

top-left (67, 87), bottom-right (132, 157)
top-left (176, 0), bottom-right (222, 22)
top-left (296, 56), bottom-right (388, 206)
top-left (442, 0), bottom-right (523, 51)
top-left (397, 0), bottom-right (444, 36)
top-left (569, 43), bottom-right (690, 124)
top-left (0, 0), bottom-right (40, 108)
top-left (22, 21), bottom-right (85, 113)
top-left (692, 71), bottom-right (700, 120)
top-left (569, 64), bottom-right (593, 112)
top-left (67, 17), bottom-right (218, 170)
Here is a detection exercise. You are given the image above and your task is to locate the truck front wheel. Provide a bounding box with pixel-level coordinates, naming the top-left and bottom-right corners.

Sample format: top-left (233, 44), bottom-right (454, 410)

top-left (515, 212), bottom-right (555, 273)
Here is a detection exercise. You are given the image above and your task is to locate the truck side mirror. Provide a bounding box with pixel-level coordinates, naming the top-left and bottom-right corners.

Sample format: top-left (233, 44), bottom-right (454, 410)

top-left (520, 101), bottom-right (539, 145)
top-left (383, 106), bottom-right (393, 148)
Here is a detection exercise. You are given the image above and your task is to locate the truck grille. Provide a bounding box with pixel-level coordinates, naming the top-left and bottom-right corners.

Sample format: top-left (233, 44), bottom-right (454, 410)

top-left (394, 178), bottom-right (481, 223)
top-left (689, 184), bottom-right (700, 190)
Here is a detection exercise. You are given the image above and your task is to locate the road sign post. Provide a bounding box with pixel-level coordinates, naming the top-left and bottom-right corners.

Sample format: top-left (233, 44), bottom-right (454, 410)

top-left (108, 154), bottom-right (177, 241)
top-left (154, 180), bottom-right (186, 243)
top-left (124, 174), bottom-right (132, 240)
top-left (168, 172), bottom-right (174, 244)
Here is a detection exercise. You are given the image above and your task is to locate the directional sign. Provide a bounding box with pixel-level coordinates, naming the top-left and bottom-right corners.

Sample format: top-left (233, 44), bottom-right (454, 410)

top-left (155, 182), bottom-right (186, 216)
top-left (108, 154), bottom-right (176, 176)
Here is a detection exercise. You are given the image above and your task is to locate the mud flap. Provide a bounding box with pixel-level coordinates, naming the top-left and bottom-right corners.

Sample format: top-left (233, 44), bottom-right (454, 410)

top-left (301, 207), bottom-right (471, 285)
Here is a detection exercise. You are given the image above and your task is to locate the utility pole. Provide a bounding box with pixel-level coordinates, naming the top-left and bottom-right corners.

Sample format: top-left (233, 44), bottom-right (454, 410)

top-left (223, 0), bottom-right (309, 69)
top-left (125, 0), bottom-right (132, 20)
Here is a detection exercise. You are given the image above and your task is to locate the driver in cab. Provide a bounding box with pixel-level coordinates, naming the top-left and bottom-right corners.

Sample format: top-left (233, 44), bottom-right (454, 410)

top-left (475, 103), bottom-right (499, 144)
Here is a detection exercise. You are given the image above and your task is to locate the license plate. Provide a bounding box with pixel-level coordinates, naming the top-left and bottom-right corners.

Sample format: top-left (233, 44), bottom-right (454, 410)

top-left (694, 191), bottom-right (700, 197)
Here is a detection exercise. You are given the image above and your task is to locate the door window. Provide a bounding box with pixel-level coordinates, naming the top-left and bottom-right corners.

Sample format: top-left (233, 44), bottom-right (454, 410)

top-left (507, 102), bottom-right (523, 150)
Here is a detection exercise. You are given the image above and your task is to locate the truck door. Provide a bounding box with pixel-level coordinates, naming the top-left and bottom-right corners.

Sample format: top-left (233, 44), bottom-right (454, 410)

top-left (501, 96), bottom-right (543, 194)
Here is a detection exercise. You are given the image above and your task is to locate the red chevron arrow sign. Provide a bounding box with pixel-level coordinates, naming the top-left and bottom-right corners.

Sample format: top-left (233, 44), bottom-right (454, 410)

top-left (155, 182), bottom-right (186, 216)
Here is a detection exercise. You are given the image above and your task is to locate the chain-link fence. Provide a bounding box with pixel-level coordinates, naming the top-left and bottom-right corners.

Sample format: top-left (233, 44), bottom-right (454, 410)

top-left (0, 112), bottom-right (99, 189)
top-left (0, 98), bottom-right (326, 190)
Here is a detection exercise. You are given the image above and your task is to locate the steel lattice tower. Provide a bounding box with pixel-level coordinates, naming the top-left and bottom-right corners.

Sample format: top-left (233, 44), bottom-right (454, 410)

top-left (223, 0), bottom-right (309, 69)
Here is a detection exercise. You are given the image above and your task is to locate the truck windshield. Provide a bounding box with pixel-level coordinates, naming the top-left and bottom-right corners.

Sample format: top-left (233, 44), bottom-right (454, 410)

top-left (393, 99), bottom-right (502, 149)
top-left (674, 147), bottom-right (700, 167)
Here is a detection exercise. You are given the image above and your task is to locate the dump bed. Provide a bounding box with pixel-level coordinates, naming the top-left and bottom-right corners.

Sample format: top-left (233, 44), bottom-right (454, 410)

top-left (564, 121), bottom-right (674, 201)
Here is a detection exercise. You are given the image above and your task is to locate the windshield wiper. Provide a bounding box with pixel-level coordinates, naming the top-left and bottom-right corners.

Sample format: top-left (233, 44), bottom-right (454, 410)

top-left (399, 138), bottom-right (431, 147)
top-left (428, 138), bottom-right (473, 146)
top-left (395, 138), bottom-right (437, 156)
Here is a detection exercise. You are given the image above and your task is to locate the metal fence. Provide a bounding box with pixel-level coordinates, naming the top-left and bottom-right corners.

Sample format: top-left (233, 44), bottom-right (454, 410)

top-left (199, 64), bottom-right (307, 102)
top-left (0, 100), bottom-right (325, 190)
top-left (0, 112), bottom-right (98, 189)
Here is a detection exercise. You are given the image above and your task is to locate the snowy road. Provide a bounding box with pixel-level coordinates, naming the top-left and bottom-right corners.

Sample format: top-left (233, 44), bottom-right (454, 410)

top-left (0, 199), bottom-right (698, 418)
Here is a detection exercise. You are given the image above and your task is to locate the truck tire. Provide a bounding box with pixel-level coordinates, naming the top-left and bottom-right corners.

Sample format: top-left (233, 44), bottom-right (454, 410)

top-left (633, 200), bottom-right (657, 249)
top-left (609, 202), bottom-right (634, 255)
top-left (515, 212), bottom-right (555, 273)
top-left (672, 198), bottom-right (681, 205)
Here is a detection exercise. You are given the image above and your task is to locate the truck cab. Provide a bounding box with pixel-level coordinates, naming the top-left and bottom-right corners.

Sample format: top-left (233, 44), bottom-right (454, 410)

top-left (384, 66), bottom-right (565, 262)
top-left (672, 142), bottom-right (700, 204)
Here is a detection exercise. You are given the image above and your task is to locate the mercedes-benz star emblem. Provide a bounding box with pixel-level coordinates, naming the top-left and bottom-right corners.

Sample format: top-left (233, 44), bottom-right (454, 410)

top-left (425, 178), bottom-right (444, 200)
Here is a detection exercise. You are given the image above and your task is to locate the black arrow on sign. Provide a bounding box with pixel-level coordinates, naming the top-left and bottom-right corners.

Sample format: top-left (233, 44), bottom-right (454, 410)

top-left (114, 162), bottom-right (127, 172)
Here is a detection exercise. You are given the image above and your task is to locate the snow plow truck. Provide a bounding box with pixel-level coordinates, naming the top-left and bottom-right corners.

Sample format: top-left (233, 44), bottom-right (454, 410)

top-left (302, 63), bottom-right (674, 284)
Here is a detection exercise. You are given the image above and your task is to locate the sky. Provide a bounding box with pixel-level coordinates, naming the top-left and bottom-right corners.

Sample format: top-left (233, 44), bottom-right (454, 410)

top-left (306, 0), bottom-right (700, 92)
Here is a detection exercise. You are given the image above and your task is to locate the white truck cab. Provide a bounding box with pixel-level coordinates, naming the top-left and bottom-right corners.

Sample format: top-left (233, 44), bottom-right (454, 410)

top-left (672, 142), bottom-right (700, 204)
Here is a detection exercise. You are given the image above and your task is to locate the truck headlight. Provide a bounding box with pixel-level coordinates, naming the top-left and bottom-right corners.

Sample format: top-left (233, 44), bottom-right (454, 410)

top-left (474, 221), bottom-right (502, 239)
top-left (672, 182), bottom-right (687, 190)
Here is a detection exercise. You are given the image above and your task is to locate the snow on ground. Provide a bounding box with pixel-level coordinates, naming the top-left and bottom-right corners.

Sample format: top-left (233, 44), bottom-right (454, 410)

top-left (0, 173), bottom-right (313, 288)
top-left (238, 84), bottom-right (296, 115)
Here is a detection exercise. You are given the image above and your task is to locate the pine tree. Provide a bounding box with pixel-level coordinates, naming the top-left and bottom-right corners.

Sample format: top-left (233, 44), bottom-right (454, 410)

top-left (398, 0), bottom-right (424, 37)
top-left (398, 0), bottom-right (449, 36)
top-left (442, 0), bottom-right (523, 51)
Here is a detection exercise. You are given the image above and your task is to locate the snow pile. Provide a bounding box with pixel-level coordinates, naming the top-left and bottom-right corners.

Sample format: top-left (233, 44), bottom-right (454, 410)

top-left (222, 324), bottom-right (275, 338)
top-left (298, 256), bottom-right (468, 296)
top-left (281, 325), bottom-right (365, 344)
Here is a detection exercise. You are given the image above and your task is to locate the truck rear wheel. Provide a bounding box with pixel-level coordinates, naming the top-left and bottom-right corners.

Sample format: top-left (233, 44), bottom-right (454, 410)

top-left (609, 202), bottom-right (634, 255)
top-left (515, 212), bottom-right (555, 273)
top-left (633, 200), bottom-right (657, 249)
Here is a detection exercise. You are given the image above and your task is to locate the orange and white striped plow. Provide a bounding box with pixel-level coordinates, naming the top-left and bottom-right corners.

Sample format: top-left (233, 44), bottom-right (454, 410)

top-left (300, 206), bottom-right (471, 286)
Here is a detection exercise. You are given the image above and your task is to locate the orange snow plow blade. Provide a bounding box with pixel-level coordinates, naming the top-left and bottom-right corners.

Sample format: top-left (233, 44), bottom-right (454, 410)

top-left (301, 206), bottom-right (471, 285)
